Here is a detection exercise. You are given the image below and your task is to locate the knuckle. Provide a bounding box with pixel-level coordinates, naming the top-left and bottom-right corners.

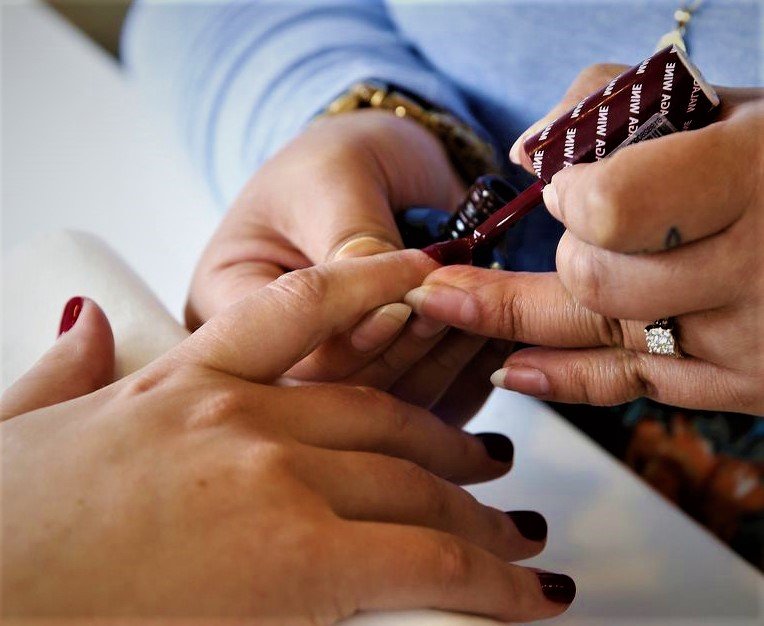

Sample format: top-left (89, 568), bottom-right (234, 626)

top-left (593, 315), bottom-right (626, 348)
top-left (271, 267), bottom-right (330, 309)
top-left (186, 385), bottom-right (247, 430)
top-left (454, 431), bottom-right (480, 470)
top-left (401, 460), bottom-right (451, 519)
top-left (119, 363), bottom-right (175, 399)
top-left (628, 354), bottom-right (658, 399)
top-left (564, 359), bottom-right (599, 405)
top-left (352, 385), bottom-right (397, 415)
top-left (239, 438), bottom-right (295, 480)
top-left (489, 569), bottom-right (527, 621)
top-left (561, 246), bottom-right (609, 314)
top-left (356, 386), bottom-right (416, 436)
top-left (493, 288), bottom-right (520, 338)
top-left (621, 321), bottom-right (647, 352)
top-left (582, 174), bottom-right (626, 250)
top-left (566, 351), bottom-right (648, 405)
top-left (434, 537), bottom-right (472, 593)
top-left (425, 480), bottom-right (453, 524)
top-left (350, 384), bottom-right (383, 401)
top-left (399, 456), bottom-right (432, 486)
top-left (388, 404), bottom-right (414, 438)
top-left (472, 498), bottom-right (508, 546)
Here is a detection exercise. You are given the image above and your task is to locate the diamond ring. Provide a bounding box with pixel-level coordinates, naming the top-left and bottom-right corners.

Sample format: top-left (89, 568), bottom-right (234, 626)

top-left (644, 318), bottom-right (682, 357)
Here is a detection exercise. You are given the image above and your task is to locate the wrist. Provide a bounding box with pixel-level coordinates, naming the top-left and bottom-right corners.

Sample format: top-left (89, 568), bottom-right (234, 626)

top-left (321, 81), bottom-right (498, 183)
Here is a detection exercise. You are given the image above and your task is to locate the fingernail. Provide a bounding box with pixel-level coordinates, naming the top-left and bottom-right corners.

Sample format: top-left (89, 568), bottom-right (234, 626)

top-left (510, 118), bottom-right (549, 164)
top-left (537, 572), bottom-right (576, 604)
top-left (332, 235), bottom-right (399, 260)
top-left (350, 303), bottom-right (412, 352)
top-left (506, 511), bottom-right (547, 542)
top-left (474, 432), bottom-right (514, 464)
top-left (409, 315), bottom-right (447, 340)
top-left (509, 134), bottom-right (526, 164)
top-left (490, 366), bottom-right (550, 397)
top-left (58, 296), bottom-right (84, 337)
top-left (542, 183), bottom-right (559, 217)
top-left (404, 285), bottom-right (478, 326)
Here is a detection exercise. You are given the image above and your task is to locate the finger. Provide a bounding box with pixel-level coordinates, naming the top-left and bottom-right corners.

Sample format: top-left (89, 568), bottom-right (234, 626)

top-left (298, 449), bottom-right (543, 562)
top-left (544, 103), bottom-right (761, 253)
top-left (510, 63), bottom-right (628, 171)
top-left (715, 86), bottom-right (764, 111)
top-left (344, 522), bottom-right (574, 621)
top-left (431, 339), bottom-right (511, 427)
top-left (342, 316), bottom-right (449, 389)
top-left (273, 384), bottom-right (513, 484)
top-left (187, 261), bottom-right (282, 331)
top-left (388, 331), bottom-right (487, 409)
top-left (176, 250), bottom-right (437, 383)
top-left (491, 345), bottom-right (761, 414)
top-left (347, 302), bottom-right (413, 354)
top-left (1, 297), bottom-right (114, 421)
top-left (286, 302), bottom-right (414, 381)
top-left (403, 263), bottom-right (741, 365)
top-left (556, 225), bottom-right (746, 319)
top-left (406, 266), bottom-right (609, 346)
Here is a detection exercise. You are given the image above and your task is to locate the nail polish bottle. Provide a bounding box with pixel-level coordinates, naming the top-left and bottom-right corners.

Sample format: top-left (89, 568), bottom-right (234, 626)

top-left (421, 45), bottom-right (721, 266)
top-left (396, 174), bottom-right (519, 267)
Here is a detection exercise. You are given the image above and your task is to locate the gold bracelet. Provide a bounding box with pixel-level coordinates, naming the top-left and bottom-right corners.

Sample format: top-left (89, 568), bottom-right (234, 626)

top-left (323, 81), bottom-right (499, 183)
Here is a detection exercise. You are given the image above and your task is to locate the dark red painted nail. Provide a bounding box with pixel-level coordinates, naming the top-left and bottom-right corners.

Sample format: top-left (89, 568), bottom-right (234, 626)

top-left (537, 572), bottom-right (576, 604)
top-left (506, 511), bottom-right (547, 542)
top-left (474, 433), bottom-right (514, 464)
top-left (58, 297), bottom-right (84, 337)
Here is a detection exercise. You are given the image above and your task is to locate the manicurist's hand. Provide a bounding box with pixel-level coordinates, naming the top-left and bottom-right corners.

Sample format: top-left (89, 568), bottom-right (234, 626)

top-left (2, 253), bottom-right (574, 623)
top-left (186, 109), bottom-right (500, 422)
top-left (404, 65), bottom-right (763, 415)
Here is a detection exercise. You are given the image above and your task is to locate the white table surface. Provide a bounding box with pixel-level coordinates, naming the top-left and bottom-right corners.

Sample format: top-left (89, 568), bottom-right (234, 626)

top-left (2, 3), bottom-right (762, 624)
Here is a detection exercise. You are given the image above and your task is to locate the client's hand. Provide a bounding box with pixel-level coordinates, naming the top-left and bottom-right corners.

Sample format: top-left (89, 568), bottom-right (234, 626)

top-left (404, 65), bottom-right (763, 415)
top-left (186, 110), bottom-right (499, 424)
top-left (2, 252), bottom-right (574, 623)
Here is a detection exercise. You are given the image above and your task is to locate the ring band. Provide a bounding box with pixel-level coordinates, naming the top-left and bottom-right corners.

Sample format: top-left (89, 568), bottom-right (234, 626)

top-left (644, 318), bottom-right (682, 357)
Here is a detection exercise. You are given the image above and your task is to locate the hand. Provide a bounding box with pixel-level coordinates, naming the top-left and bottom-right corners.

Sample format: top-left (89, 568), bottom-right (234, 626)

top-left (186, 109), bottom-right (500, 423)
top-left (403, 65), bottom-right (763, 415)
top-left (2, 253), bottom-right (574, 623)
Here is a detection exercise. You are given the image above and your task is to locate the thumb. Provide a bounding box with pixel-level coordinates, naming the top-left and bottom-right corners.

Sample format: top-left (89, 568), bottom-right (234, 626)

top-left (1, 297), bottom-right (115, 420)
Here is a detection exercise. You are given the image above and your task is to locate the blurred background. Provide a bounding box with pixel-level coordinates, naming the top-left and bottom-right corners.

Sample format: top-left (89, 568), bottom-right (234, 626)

top-left (46, 0), bottom-right (130, 57)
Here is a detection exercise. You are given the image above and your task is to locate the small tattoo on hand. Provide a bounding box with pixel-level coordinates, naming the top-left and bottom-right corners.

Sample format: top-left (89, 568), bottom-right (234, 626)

top-left (664, 226), bottom-right (682, 249)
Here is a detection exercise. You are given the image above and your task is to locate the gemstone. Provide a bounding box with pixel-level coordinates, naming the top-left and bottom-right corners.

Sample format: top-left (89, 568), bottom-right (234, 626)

top-left (645, 326), bottom-right (676, 355)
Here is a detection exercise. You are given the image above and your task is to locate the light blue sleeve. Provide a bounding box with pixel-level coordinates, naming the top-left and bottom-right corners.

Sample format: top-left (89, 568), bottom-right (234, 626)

top-left (121, 0), bottom-right (480, 206)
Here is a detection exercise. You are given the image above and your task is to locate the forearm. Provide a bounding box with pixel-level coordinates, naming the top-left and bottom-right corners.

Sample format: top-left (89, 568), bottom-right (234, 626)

top-left (121, 0), bottom-right (478, 206)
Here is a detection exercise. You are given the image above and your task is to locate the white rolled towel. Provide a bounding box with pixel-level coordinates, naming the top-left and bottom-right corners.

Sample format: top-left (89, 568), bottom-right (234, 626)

top-left (2, 230), bottom-right (189, 388)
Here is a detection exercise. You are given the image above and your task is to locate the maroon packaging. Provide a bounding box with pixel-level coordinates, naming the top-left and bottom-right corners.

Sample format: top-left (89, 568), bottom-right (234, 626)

top-left (523, 45), bottom-right (720, 183)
